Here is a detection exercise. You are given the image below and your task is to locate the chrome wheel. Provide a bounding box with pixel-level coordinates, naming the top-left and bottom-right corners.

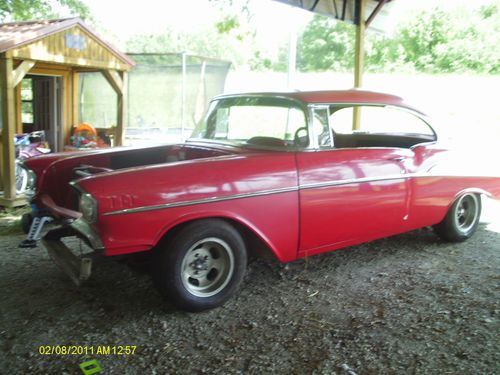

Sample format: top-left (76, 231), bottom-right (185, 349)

top-left (454, 193), bottom-right (479, 234)
top-left (153, 219), bottom-right (247, 311)
top-left (181, 237), bottom-right (235, 298)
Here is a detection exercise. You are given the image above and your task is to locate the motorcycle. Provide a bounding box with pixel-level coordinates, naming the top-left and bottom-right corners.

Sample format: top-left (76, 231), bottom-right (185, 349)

top-left (15, 131), bottom-right (51, 194)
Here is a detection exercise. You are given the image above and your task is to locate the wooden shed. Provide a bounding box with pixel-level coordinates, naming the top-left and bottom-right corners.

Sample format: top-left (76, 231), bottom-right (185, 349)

top-left (0, 18), bottom-right (134, 206)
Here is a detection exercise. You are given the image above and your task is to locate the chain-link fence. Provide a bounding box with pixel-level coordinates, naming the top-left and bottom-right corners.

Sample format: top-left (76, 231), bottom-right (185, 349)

top-left (78, 53), bottom-right (231, 146)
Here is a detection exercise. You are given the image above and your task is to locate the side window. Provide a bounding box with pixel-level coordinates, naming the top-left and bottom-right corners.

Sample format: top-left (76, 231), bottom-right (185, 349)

top-left (214, 108), bottom-right (229, 138)
top-left (312, 107), bottom-right (332, 148)
top-left (330, 106), bottom-right (434, 136)
top-left (21, 78), bottom-right (34, 125)
top-left (225, 106), bottom-right (306, 141)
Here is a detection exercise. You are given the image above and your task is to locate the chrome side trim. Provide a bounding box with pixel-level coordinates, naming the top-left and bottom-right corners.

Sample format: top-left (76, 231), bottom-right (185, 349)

top-left (103, 186), bottom-right (299, 216)
top-left (82, 172), bottom-right (498, 218)
top-left (300, 174), bottom-right (408, 190)
top-left (102, 174), bottom-right (410, 217)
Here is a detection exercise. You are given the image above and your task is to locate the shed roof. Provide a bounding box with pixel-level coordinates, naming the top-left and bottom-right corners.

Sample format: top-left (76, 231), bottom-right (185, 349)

top-left (0, 17), bottom-right (134, 67)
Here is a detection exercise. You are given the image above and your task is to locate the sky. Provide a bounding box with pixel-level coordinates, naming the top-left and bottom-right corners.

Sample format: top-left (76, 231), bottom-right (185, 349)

top-left (79, 0), bottom-right (496, 49)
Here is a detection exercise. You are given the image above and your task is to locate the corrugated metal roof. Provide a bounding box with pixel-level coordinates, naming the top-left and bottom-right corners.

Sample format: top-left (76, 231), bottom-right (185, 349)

top-left (0, 17), bottom-right (134, 67)
top-left (273, 0), bottom-right (394, 32)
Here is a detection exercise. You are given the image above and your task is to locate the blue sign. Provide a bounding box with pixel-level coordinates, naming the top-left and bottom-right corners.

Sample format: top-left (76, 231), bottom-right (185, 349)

top-left (65, 34), bottom-right (86, 51)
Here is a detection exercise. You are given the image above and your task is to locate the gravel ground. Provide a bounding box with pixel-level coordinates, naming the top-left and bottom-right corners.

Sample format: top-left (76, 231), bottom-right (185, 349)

top-left (1, 199), bottom-right (499, 375)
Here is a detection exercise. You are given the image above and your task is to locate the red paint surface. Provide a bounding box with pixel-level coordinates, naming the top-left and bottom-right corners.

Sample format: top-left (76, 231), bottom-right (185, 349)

top-left (24, 91), bottom-right (500, 262)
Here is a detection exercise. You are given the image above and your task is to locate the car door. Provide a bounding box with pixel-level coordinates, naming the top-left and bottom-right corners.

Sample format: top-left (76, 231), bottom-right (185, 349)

top-left (296, 105), bottom-right (413, 258)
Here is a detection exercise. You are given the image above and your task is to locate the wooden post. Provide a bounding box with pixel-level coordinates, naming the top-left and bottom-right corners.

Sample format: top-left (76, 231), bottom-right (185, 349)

top-left (0, 55), bottom-right (17, 201)
top-left (352, 0), bottom-right (366, 131)
top-left (15, 83), bottom-right (22, 133)
top-left (287, 27), bottom-right (297, 89)
top-left (116, 71), bottom-right (127, 146)
top-left (71, 71), bottom-right (79, 127)
top-left (102, 69), bottom-right (127, 146)
top-left (181, 52), bottom-right (187, 140)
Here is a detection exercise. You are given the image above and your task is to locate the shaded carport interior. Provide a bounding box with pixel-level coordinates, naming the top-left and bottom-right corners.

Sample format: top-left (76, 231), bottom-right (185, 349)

top-left (0, 18), bottom-right (134, 206)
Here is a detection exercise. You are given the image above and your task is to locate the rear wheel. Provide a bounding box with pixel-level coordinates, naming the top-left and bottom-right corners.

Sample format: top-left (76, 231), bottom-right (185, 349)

top-left (433, 193), bottom-right (481, 242)
top-left (153, 219), bottom-right (247, 312)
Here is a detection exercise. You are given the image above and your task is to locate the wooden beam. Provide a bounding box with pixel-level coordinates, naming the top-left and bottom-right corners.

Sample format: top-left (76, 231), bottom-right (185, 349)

top-left (0, 194), bottom-right (27, 207)
top-left (12, 60), bottom-right (35, 87)
top-left (102, 69), bottom-right (123, 95)
top-left (0, 56), bottom-right (18, 200)
top-left (352, 0), bottom-right (366, 131)
top-left (366, 0), bottom-right (388, 28)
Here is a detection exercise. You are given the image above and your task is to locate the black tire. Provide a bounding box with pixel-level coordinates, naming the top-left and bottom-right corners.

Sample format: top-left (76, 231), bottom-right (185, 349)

top-left (21, 213), bottom-right (33, 234)
top-left (433, 193), bottom-right (482, 242)
top-left (153, 219), bottom-right (247, 312)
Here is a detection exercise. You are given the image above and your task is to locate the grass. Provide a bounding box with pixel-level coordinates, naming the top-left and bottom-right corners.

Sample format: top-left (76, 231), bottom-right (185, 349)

top-left (0, 206), bottom-right (30, 236)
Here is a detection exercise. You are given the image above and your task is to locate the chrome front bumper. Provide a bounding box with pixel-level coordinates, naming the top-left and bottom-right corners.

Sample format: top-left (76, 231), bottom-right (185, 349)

top-left (41, 219), bottom-right (104, 286)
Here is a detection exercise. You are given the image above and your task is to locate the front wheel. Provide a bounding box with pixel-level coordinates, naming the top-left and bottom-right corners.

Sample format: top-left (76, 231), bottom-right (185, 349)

top-left (433, 193), bottom-right (482, 242)
top-left (153, 219), bottom-right (247, 312)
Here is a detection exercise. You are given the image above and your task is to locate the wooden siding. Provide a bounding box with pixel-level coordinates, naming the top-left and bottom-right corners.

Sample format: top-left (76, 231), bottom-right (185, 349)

top-left (9, 25), bottom-right (130, 71)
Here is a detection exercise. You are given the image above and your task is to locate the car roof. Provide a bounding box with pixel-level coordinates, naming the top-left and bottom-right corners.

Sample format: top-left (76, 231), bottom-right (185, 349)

top-left (214, 89), bottom-right (425, 115)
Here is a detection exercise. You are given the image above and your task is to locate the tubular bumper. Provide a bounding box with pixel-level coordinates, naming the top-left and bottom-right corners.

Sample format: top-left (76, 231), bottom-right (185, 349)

top-left (41, 219), bottom-right (104, 286)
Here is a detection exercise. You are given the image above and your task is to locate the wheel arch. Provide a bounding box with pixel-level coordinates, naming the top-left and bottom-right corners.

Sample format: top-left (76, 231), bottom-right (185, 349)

top-left (435, 187), bottom-right (487, 224)
top-left (453, 187), bottom-right (491, 200)
top-left (153, 213), bottom-right (283, 262)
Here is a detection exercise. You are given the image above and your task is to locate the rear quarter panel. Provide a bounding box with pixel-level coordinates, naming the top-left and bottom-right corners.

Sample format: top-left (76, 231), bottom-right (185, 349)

top-left (407, 143), bottom-right (500, 229)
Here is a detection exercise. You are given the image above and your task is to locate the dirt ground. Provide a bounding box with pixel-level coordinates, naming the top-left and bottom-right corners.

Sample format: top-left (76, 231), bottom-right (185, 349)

top-left (0, 199), bottom-right (499, 375)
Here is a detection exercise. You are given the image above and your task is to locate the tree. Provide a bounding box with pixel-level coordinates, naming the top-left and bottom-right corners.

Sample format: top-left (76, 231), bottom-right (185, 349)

top-left (397, 4), bottom-right (500, 73)
top-left (297, 15), bottom-right (355, 72)
top-left (293, 1), bottom-right (500, 74)
top-left (126, 27), bottom-right (253, 67)
top-left (0, 0), bottom-right (92, 22)
top-left (126, 0), bottom-right (270, 70)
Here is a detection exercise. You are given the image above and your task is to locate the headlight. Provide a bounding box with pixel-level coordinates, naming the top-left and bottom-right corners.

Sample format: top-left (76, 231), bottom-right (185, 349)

top-left (22, 167), bottom-right (37, 201)
top-left (26, 169), bottom-right (37, 190)
top-left (79, 193), bottom-right (98, 223)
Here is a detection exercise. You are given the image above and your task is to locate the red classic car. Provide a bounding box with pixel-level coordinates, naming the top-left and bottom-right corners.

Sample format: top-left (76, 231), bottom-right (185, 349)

top-left (20, 90), bottom-right (500, 311)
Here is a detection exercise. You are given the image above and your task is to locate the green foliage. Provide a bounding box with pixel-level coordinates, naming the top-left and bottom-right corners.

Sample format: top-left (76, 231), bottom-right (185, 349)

top-left (127, 28), bottom-right (227, 60)
top-left (0, 206), bottom-right (29, 236)
top-left (398, 4), bottom-right (500, 73)
top-left (398, 8), bottom-right (448, 71)
top-left (0, 0), bottom-right (92, 22)
top-left (293, 2), bottom-right (500, 74)
top-left (297, 15), bottom-right (355, 71)
top-left (126, 26), bottom-right (256, 67)
top-left (126, 0), bottom-right (262, 69)
top-left (215, 15), bottom-right (240, 34)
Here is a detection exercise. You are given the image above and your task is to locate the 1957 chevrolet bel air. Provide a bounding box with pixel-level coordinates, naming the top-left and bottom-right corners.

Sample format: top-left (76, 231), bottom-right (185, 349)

top-left (20, 90), bottom-right (500, 311)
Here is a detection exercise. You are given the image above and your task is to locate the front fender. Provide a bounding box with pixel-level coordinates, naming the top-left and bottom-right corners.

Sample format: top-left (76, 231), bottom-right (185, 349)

top-left (97, 189), bottom-right (299, 262)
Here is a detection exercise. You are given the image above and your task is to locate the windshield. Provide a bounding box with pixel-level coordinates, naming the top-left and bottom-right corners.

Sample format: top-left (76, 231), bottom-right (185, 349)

top-left (190, 96), bottom-right (308, 148)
